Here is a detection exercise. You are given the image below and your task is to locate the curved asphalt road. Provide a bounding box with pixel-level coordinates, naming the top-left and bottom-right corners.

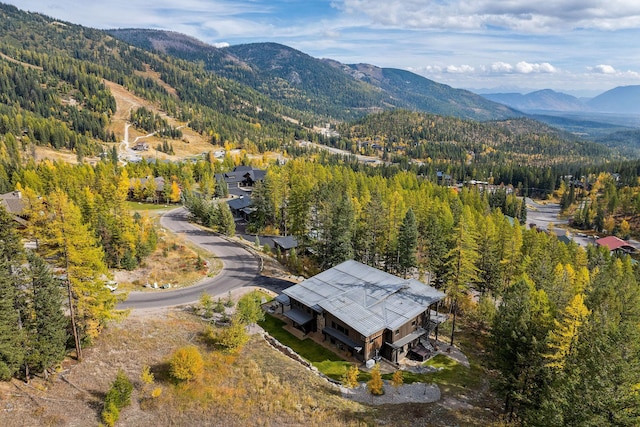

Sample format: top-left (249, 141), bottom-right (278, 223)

top-left (118, 207), bottom-right (263, 310)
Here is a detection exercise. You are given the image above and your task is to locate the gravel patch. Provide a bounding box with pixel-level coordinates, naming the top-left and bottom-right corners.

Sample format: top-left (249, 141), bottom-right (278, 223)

top-left (340, 380), bottom-right (441, 405)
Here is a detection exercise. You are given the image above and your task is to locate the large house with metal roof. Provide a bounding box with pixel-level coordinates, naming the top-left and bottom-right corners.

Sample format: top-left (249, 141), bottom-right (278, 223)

top-left (280, 260), bottom-right (445, 363)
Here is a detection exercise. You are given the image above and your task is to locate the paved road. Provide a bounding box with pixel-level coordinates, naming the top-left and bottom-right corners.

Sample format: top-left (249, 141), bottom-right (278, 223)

top-left (118, 207), bottom-right (291, 310)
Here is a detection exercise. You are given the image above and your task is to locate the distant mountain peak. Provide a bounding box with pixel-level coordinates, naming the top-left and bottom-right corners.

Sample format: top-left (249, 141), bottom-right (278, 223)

top-left (587, 85), bottom-right (640, 114)
top-left (482, 89), bottom-right (588, 112)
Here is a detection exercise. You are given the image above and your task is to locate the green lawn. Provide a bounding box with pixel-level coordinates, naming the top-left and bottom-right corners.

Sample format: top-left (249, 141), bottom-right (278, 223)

top-left (258, 314), bottom-right (478, 387)
top-left (421, 354), bottom-right (483, 390)
top-left (258, 314), bottom-right (354, 381)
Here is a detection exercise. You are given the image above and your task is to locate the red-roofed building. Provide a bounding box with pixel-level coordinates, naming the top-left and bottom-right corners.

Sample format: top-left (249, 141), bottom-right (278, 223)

top-left (595, 236), bottom-right (636, 254)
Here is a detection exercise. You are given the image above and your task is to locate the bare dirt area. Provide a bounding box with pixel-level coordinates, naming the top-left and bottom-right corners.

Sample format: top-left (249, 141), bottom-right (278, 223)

top-left (105, 75), bottom-right (223, 161)
top-left (33, 146), bottom-right (81, 164)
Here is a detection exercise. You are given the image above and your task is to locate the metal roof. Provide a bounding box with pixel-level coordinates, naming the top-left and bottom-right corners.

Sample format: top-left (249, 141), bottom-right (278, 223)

top-left (227, 196), bottom-right (252, 210)
top-left (596, 235), bottom-right (635, 252)
top-left (273, 235), bottom-right (298, 250)
top-left (0, 191), bottom-right (26, 215)
top-left (283, 260), bottom-right (445, 337)
top-left (283, 308), bottom-right (313, 325)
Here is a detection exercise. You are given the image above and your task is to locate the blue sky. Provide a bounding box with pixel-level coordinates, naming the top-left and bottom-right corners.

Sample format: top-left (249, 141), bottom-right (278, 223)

top-left (7, 0), bottom-right (640, 96)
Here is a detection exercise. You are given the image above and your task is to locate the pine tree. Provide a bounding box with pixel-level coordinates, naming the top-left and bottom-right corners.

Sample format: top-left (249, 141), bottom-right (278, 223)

top-left (391, 369), bottom-right (404, 393)
top-left (491, 276), bottom-right (553, 421)
top-left (0, 206), bottom-right (25, 380)
top-left (24, 253), bottom-right (68, 379)
top-left (534, 257), bottom-right (640, 426)
top-left (367, 363), bottom-right (384, 397)
top-left (0, 261), bottom-right (25, 381)
top-left (342, 364), bottom-right (360, 388)
top-left (36, 191), bottom-right (122, 357)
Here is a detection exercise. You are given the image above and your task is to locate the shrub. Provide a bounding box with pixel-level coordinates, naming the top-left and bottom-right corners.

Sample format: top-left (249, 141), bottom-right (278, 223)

top-left (169, 346), bottom-right (204, 382)
top-left (215, 320), bottom-right (249, 352)
top-left (367, 364), bottom-right (384, 396)
top-left (101, 400), bottom-right (119, 427)
top-left (102, 369), bottom-right (133, 426)
top-left (214, 298), bottom-right (225, 314)
top-left (199, 292), bottom-right (214, 317)
top-left (342, 364), bottom-right (360, 388)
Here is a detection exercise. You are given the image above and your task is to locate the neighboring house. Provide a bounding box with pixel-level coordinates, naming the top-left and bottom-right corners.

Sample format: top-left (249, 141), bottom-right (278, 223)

top-left (0, 190), bottom-right (27, 227)
top-left (132, 142), bottom-right (149, 151)
top-left (215, 166), bottom-right (266, 189)
top-left (595, 236), bottom-right (636, 255)
top-left (272, 235), bottom-right (298, 254)
top-left (227, 196), bottom-right (254, 220)
top-left (281, 260), bottom-right (445, 363)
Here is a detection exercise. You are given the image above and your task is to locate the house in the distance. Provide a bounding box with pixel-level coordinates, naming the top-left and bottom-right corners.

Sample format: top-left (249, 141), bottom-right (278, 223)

top-left (272, 235), bottom-right (298, 255)
top-left (595, 236), bottom-right (636, 255)
top-left (0, 190), bottom-right (27, 226)
top-left (227, 196), bottom-right (254, 220)
top-left (281, 260), bottom-right (445, 364)
top-left (215, 166), bottom-right (266, 189)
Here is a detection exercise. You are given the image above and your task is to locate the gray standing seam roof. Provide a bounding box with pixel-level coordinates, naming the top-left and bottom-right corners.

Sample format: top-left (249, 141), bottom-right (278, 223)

top-left (283, 260), bottom-right (445, 337)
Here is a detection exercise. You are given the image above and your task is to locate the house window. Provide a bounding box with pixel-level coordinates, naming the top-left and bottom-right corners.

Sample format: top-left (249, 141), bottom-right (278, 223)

top-left (395, 330), bottom-right (399, 335)
top-left (411, 320), bottom-right (416, 326)
top-left (332, 321), bottom-right (349, 336)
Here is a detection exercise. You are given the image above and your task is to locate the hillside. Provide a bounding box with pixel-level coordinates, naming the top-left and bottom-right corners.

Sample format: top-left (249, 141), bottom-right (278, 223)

top-left (336, 110), bottom-right (611, 166)
top-left (327, 61), bottom-right (519, 121)
top-left (108, 29), bottom-right (522, 122)
top-left (0, 3), bottom-right (311, 165)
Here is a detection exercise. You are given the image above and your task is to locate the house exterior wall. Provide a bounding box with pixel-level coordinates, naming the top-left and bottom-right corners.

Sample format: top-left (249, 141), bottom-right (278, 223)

top-left (323, 312), bottom-right (367, 358)
top-left (381, 310), bottom-right (432, 363)
top-left (363, 331), bottom-right (384, 361)
top-left (289, 298), bottom-right (317, 332)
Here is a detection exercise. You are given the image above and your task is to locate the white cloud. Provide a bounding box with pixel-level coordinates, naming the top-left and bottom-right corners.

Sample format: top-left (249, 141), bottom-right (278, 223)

top-left (515, 61), bottom-right (557, 73)
top-left (338, 0), bottom-right (640, 31)
top-left (446, 64), bottom-right (475, 73)
top-left (491, 62), bottom-right (514, 73)
top-left (591, 64), bottom-right (617, 74)
top-left (213, 42), bottom-right (230, 48)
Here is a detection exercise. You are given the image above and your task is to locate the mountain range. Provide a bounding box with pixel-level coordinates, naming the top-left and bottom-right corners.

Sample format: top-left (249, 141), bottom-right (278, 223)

top-left (107, 28), bottom-right (520, 122)
top-left (482, 87), bottom-right (640, 115)
top-left (109, 28), bottom-right (640, 119)
top-left (0, 1), bottom-right (638, 166)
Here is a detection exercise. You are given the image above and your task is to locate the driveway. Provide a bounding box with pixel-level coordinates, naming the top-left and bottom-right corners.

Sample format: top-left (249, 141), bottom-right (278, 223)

top-left (118, 207), bottom-right (292, 310)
